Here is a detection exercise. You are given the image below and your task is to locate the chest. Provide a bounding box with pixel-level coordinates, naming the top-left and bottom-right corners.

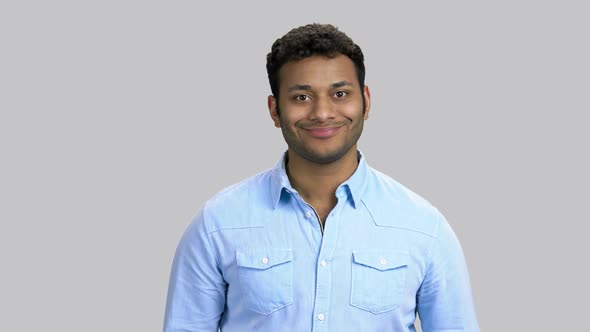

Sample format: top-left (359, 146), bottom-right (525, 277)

top-left (210, 207), bottom-right (433, 322)
top-left (211, 205), bottom-right (432, 283)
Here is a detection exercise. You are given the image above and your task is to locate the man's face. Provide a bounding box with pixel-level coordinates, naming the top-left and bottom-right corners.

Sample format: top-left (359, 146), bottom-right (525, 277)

top-left (268, 54), bottom-right (371, 165)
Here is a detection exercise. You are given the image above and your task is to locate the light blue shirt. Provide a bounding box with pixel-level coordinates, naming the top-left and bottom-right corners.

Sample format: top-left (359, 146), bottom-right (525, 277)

top-left (164, 152), bottom-right (479, 331)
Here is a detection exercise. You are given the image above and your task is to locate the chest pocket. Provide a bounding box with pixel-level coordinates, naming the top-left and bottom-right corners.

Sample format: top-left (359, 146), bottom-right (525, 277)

top-left (350, 250), bottom-right (410, 314)
top-left (236, 248), bottom-right (294, 315)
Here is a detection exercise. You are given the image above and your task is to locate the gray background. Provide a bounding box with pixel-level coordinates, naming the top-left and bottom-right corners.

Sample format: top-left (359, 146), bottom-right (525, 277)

top-left (1, 1), bottom-right (588, 331)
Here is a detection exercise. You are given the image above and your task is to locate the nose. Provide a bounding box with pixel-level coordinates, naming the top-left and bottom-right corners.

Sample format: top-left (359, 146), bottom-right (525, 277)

top-left (309, 96), bottom-right (335, 122)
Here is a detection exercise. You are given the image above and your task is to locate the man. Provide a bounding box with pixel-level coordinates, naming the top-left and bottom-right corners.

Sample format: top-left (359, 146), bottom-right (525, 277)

top-left (164, 23), bottom-right (479, 331)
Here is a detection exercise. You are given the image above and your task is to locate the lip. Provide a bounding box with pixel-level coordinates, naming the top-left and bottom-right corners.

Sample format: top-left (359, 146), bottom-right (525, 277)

top-left (303, 126), bottom-right (341, 138)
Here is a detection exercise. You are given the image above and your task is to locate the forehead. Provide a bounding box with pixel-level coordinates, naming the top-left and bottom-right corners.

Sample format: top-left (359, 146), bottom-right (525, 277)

top-left (278, 54), bottom-right (358, 91)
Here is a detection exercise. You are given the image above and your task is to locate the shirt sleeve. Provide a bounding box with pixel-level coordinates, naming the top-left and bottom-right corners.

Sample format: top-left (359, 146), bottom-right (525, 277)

top-left (163, 209), bottom-right (226, 332)
top-left (417, 213), bottom-right (480, 332)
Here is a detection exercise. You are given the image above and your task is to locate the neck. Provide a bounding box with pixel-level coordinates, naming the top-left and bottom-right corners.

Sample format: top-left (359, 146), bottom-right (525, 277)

top-left (286, 147), bottom-right (359, 205)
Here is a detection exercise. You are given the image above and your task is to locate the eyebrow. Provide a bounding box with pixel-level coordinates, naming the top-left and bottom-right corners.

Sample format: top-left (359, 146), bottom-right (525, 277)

top-left (287, 84), bottom-right (312, 92)
top-left (287, 81), bottom-right (354, 93)
top-left (331, 80), bottom-right (353, 89)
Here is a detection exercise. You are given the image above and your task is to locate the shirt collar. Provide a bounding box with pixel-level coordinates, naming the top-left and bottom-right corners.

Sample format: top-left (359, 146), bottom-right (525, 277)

top-left (270, 150), bottom-right (369, 209)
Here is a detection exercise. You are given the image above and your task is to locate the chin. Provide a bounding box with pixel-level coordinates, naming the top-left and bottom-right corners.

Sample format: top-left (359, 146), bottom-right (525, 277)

top-left (298, 146), bottom-right (354, 165)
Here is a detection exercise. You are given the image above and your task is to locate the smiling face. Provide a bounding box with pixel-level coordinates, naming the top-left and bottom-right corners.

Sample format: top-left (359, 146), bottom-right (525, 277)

top-left (269, 54), bottom-right (371, 165)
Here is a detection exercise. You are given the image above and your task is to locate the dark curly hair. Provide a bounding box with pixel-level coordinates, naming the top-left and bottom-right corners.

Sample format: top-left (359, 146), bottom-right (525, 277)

top-left (266, 24), bottom-right (365, 107)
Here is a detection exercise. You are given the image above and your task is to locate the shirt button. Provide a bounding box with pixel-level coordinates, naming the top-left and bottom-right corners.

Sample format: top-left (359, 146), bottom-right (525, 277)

top-left (379, 258), bottom-right (387, 265)
top-left (320, 260), bottom-right (327, 267)
top-left (317, 313), bottom-right (325, 321)
top-left (261, 257), bottom-right (269, 264)
top-left (305, 211), bottom-right (312, 218)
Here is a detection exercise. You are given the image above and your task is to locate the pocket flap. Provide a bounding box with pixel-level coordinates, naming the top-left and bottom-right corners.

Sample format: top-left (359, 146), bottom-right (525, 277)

top-left (352, 250), bottom-right (409, 271)
top-left (236, 249), bottom-right (293, 270)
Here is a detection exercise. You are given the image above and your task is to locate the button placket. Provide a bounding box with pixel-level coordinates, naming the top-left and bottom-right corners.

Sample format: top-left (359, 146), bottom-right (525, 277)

top-left (311, 203), bottom-right (347, 331)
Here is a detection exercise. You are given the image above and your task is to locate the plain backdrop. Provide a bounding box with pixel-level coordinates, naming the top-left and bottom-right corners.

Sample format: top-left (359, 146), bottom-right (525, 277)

top-left (1, 1), bottom-right (588, 331)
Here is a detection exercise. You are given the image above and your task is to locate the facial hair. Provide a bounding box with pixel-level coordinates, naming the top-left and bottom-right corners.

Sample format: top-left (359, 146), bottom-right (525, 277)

top-left (277, 105), bottom-right (365, 165)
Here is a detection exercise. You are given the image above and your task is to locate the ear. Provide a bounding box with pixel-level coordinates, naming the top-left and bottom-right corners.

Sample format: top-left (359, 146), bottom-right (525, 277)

top-left (363, 85), bottom-right (371, 120)
top-left (268, 95), bottom-right (281, 128)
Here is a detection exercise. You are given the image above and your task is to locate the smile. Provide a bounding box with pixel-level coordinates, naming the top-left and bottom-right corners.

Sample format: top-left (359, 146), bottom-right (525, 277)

top-left (302, 126), bottom-right (342, 138)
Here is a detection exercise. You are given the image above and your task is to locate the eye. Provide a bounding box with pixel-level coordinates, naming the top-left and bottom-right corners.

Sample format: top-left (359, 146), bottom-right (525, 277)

top-left (334, 91), bottom-right (348, 98)
top-left (295, 95), bottom-right (310, 102)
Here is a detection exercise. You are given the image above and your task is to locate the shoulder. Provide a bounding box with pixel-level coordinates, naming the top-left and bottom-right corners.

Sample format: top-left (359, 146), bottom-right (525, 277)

top-left (199, 168), bottom-right (275, 232)
top-left (362, 167), bottom-right (446, 238)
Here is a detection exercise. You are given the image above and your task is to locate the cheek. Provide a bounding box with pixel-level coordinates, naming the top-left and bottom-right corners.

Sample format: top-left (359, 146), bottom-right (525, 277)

top-left (342, 105), bottom-right (364, 120)
top-left (279, 115), bottom-right (295, 130)
top-left (278, 110), bottom-right (299, 126)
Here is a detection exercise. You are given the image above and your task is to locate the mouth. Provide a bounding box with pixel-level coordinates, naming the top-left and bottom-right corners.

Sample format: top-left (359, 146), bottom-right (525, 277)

top-left (302, 126), bottom-right (342, 138)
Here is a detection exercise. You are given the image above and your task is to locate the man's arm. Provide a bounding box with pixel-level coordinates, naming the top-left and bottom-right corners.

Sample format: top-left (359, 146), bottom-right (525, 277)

top-left (417, 213), bottom-right (479, 332)
top-left (163, 209), bottom-right (226, 332)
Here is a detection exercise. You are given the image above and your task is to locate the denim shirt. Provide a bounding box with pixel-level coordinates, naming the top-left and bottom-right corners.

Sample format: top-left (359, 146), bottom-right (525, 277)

top-left (164, 152), bottom-right (479, 332)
